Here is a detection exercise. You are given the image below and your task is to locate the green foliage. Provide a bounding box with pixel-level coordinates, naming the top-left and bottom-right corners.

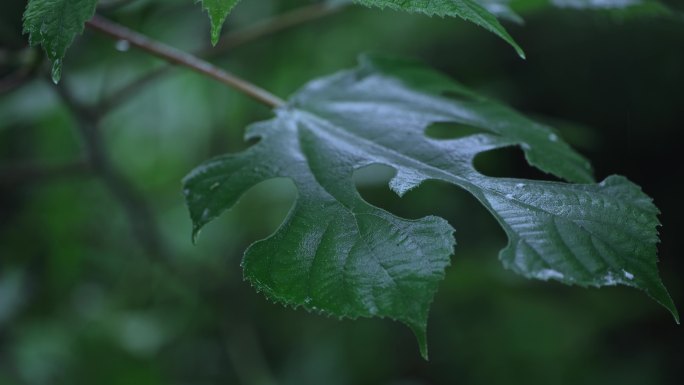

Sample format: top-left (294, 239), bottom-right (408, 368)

top-left (16, 0), bottom-right (680, 361)
top-left (20, 0), bottom-right (671, 84)
top-left (22, 0), bottom-right (99, 83)
top-left (198, 0), bottom-right (242, 45)
top-left (354, 0), bottom-right (525, 57)
top-left (183, 55), bottom-right (677, 357)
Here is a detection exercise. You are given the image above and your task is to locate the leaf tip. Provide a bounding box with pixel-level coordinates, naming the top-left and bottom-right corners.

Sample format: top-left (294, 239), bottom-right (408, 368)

top-left (516, 47), bottom-right (526, 60)
top-left (666, 301), bottom-right (680, 325)
top-left (191, 225), bottom-right (202, 244)
top-left (408, 322), bottom-right (429, 361)
top-left (644, 279), bottom-right (679, 325)
top-left (210, 27), bottom-right (221, 46)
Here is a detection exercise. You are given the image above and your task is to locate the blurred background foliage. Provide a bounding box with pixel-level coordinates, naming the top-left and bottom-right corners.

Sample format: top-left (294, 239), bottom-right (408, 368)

top-left (1, 0), bottom-right (683, 384)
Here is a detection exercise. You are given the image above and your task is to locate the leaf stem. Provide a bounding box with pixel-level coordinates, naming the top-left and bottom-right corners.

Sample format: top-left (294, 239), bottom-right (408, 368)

top-left (96, 3), bottom-right (345, 114)
top-left (86, 15), bottom-right (286, 109)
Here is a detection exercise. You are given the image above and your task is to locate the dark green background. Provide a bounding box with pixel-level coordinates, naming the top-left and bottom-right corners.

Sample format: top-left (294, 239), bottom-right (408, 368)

top-left (1, 0), bottom-right (682, 384)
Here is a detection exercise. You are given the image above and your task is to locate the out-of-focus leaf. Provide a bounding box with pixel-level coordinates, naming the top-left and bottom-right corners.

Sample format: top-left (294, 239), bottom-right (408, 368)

top-left (22, 0), bottom-right (99, 83)
top-left (197, 0), bottom-right (242, 45)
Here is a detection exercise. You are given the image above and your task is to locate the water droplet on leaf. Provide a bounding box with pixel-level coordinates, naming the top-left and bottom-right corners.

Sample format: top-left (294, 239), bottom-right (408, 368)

top-left (51, 59), bottom-right (62, 84)
top-left (115, 39), bottom-right (130, 52)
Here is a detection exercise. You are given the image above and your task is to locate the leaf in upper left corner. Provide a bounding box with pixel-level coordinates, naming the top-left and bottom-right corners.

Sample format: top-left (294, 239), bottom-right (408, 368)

top-left (22, 0), bottom-right (99, 84)
top-left (198, 0), bottom-right (242, 46)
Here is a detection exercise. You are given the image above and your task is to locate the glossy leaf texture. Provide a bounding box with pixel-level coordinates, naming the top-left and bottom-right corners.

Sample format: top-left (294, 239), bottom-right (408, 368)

top-left (354, 0), bottom-right (525, 58)
top-left (183, 56), bottom-right (678, 358)
top-left (22, 0), bottom-right (99, 84)
top-left (197, 0), bottom-right (242, 45)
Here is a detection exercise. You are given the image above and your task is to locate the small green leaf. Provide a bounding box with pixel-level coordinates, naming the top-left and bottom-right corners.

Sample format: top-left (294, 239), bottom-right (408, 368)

top-left (353, 0), bottom-right (525, 58)
top-left (198, 0), bottom-right (242, 46)
top-left (184, 55), bottom-right (677, 358)
top-left (22, 0), bottom-right (99, 84)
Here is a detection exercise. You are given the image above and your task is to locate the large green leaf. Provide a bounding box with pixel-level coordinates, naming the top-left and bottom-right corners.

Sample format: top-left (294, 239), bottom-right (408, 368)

top-left (197, 0), bottom-right (242, 45)
top-left (22, 0), bottom-right (99, 83)
top-left (183, 56), bottom-right (678, 358)
top-left (354, 0), bottom-right (525, 57)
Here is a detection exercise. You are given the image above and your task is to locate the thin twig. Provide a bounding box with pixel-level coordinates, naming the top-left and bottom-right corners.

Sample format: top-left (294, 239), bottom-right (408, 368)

top-left (86, 15), bottom-right (285, 109)
top-left (53, 83), bottom-right (170, 262)
top-left (97, 64), bottom-right (172, 114)
top-left (0, 160), bottom-right (91, 185)
top-left (208, 3), bottom-right (344, 56)
top-left (97, 3), bottom-right (345, 113)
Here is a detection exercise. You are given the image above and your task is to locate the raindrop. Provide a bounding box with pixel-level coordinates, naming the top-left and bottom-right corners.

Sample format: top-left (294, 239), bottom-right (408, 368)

top-left (209, 182), bottom-right (220, 191)
top-left (623, 270), bottom-right (634, 280)
top-left (538, 269), bottom-right (564, 280)
top-left (515, 183), bottom-right (525, 188)
top-left (50, 59), bottom-right (62, 84)
top-left (115, 39), bottom-right (130, 52)
top-left (505, 193), bottom-right (514, 199)
top-left (603, 271), bottom-right (618, 285)
top-left (548, 133), bottom-right (558, 142)
top-left (201, 208), bottom-right (211, 221)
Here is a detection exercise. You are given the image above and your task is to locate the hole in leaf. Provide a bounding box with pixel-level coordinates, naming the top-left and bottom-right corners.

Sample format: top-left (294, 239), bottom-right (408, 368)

top-left (353, 165), bottom-right (506, 259)
top-left (353, 163), bottom-right (397, 188)
top-left (199, 177), bottom-right (297, 255)
top-left (424, 122), bottom-right (489, 140)
top-left (473, 146), bottom-right (562, 182)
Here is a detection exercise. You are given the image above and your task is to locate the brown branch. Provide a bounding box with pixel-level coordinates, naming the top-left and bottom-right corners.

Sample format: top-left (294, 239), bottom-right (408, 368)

top-left (97, 2), bottom-right (346, 113)
top-left (53, 83), bottom-right (170, 262)
top-left (86, 15), bottom-right (285, 109)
